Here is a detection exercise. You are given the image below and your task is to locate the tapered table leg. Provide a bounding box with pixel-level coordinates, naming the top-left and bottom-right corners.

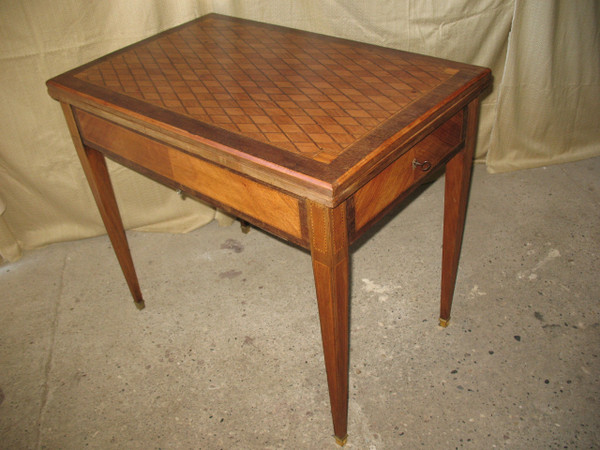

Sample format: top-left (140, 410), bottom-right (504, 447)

top-left (307, 200), bottom-right (350, 446)
top-left (61, 103), bottom-right (145, 309)
top-left (439, 99), bottom-right (480, 326)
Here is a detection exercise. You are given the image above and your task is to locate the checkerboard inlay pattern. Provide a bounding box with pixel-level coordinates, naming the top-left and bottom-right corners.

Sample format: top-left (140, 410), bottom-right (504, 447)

top-left (76, 17), bottom-right (454, 163)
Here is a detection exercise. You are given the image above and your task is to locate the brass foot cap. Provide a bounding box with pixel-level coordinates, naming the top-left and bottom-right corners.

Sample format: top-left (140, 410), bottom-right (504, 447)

top-left (135, 299), bottom-right (146, 310)
top-left (334, 434), bottom-right (348, 446)
top-left (439, 317), bottom-right (450, 328)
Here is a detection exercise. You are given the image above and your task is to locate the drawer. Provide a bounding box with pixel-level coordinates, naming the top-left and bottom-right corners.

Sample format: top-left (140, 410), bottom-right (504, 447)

top-left (351, 108), bottom-right (464, 235)
top-left (412, 109), bottom-right (464, 182)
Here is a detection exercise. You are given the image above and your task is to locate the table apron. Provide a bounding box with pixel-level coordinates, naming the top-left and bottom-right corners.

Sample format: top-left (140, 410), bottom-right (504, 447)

top-left (74, 108), bottom-right (308, 247)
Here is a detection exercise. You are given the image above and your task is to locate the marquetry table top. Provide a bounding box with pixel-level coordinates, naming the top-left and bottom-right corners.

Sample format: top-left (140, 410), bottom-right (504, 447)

top-left (48, 14), bottom-right (490, 203)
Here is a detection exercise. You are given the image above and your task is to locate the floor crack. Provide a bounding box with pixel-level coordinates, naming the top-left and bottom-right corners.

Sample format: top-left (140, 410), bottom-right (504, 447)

top-left (35, 253), bottom-right (68, 449)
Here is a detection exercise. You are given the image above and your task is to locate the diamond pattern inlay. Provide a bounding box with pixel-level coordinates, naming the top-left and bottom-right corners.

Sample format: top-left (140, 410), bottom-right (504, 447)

top-left (75, 16), bottom-right (455, 163)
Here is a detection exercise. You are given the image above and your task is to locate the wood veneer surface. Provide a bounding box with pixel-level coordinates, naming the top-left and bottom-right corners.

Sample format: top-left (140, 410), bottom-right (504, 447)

top-left (47, 14), bottom-right (490, 202)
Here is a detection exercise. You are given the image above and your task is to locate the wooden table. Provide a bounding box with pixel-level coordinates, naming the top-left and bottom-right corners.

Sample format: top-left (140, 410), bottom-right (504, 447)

top-left (47, 14), bottom-right (491, 445)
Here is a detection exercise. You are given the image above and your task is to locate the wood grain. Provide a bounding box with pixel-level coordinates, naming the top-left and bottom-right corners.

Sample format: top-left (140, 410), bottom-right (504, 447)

top-left (75, 109), bottom-right (304, 243)
top-left (308, 200), bottom-right (350, 442)
top-left (440, 99), bottom-right (480, 324)
top-left (61, 103), bottom-right (144, 308)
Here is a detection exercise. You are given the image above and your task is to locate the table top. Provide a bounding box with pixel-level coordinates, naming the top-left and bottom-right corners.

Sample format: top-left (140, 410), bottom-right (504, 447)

top-left (47, 14), bottom-right (490, 205)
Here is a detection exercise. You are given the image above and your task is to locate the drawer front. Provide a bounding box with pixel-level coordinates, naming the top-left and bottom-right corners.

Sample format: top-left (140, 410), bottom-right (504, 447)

top-left (352, 109), bottom-right (464, 234)
top-left (74, 108), bottom-right (305, 244)
top-left (412, 109), bottom-right (464, 178)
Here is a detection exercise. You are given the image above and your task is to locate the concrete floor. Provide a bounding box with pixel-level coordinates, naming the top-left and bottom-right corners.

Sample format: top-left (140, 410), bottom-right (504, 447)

top-left (1, 158), bottom-right (599, 449)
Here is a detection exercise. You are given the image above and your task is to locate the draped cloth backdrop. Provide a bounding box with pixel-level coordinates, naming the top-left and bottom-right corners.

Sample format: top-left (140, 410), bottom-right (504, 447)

top-left (1, 0), bottom-right (598, 261)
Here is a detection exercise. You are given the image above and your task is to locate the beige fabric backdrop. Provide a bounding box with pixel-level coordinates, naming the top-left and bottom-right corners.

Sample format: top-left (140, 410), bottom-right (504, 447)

top-left (0, 0), bottom-right (217, 262)
top-left (1, 0), bottom-right (598, 261)
top-left (487, 0), bottom-right (600, 172)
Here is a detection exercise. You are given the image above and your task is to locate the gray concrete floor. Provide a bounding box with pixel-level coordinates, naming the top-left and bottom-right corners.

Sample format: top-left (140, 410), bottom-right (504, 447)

top-left (1, 158), bottom-right (599, 449)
